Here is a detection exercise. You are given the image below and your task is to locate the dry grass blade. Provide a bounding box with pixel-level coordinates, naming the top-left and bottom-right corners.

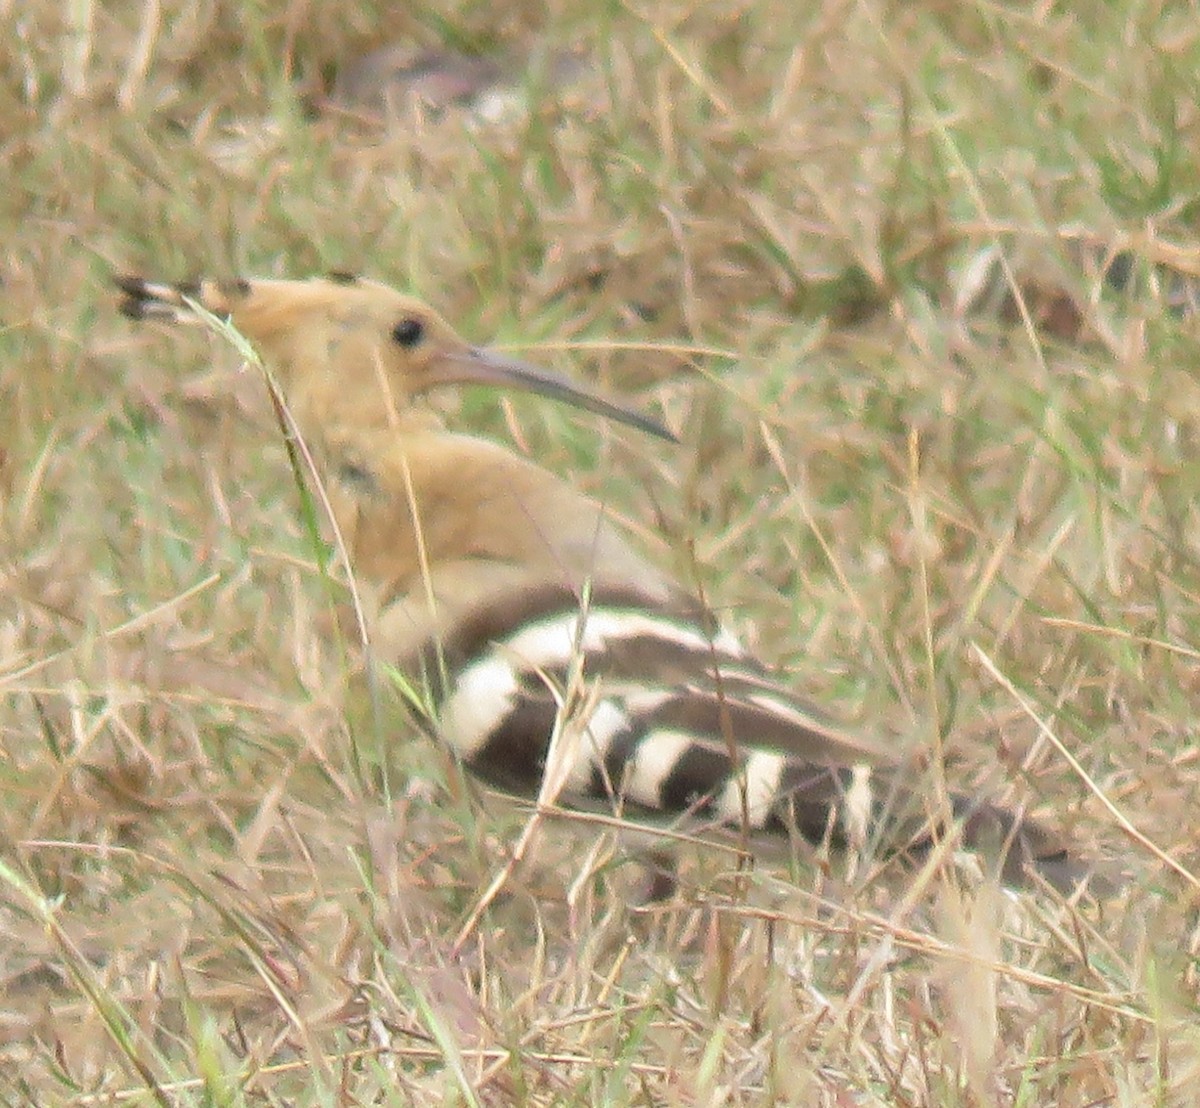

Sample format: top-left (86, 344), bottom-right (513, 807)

top-left (0, 859), bottom-right (175, 1108)
top-left (973, 643), bottom-right (1200, 893)
top-left (453, 589), bottom-right (607, 956)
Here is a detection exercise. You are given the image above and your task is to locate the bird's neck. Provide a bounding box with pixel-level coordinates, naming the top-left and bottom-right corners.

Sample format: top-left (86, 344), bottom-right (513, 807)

top-left (305, 421), bottom-right (672, 661)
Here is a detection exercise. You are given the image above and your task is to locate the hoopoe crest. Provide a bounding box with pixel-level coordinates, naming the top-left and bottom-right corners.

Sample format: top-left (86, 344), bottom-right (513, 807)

top-left (117, 272), bottom-right (1082, 890)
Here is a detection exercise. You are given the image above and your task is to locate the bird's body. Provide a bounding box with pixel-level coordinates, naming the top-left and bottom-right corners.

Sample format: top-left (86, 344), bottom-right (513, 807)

top-left (328, 425), bottom-right (673, 658)
top-left (116, 274), bottom-right (1079, 888)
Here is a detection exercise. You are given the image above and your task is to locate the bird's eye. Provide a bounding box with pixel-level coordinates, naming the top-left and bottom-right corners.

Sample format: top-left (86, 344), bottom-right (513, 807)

top-left (392, 317), bottom-right (425, 347)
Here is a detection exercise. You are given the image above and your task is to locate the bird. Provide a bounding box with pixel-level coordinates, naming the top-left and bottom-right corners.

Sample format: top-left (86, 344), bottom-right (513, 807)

top-left (115, 273), bottom-right (1082, 891)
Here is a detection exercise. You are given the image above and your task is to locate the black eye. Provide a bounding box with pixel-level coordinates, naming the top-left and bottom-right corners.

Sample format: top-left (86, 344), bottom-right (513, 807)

top-left (392, 317), bottom-right (425, 347)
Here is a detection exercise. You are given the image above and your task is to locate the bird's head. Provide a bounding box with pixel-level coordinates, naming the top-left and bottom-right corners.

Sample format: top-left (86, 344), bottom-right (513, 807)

top-left (116, 273), bottom-right (676, 442)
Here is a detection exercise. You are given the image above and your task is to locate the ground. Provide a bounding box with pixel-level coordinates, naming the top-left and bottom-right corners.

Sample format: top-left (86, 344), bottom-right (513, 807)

top-left (2, 1), bottom-right (1200, 1103)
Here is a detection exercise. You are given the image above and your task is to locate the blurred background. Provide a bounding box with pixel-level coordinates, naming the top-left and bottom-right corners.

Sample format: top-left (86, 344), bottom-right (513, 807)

top-left (2, 1), bottom-right (1200, 1102)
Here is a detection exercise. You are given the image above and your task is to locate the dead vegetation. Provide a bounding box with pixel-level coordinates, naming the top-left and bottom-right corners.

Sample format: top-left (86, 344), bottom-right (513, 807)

top-left (3, 0), bottom-right (1200, 1103)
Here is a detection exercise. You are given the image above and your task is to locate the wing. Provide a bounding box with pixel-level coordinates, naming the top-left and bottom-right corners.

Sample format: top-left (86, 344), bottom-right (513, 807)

top-left (406, 582), bottom-right (1073, 885)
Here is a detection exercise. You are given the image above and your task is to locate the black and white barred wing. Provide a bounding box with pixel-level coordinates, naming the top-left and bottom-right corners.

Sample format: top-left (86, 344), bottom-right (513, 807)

top-left (421, 587), bottom-right (899, 845)
top-left (414, 584), bottom-right (1074, 887)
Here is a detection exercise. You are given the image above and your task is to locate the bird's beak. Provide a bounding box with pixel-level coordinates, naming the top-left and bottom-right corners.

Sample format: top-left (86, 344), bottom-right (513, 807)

top-left (440, 348), bottom-right (678, 444)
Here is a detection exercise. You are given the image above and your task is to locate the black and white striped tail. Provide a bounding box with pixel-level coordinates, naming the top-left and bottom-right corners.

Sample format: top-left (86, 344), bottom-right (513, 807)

top-left (407, 585), bottom-right (1076, 889)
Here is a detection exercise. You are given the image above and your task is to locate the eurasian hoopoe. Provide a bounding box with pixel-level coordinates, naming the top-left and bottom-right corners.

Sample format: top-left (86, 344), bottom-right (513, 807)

top-left (116, 274), bottom-right (1081, 890)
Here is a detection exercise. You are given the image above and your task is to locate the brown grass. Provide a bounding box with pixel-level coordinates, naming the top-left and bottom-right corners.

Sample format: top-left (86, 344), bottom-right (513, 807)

top-left (3, 0), bottom-right (1200, 1102)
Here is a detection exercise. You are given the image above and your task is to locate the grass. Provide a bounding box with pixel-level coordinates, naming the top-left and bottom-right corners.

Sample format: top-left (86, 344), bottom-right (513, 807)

top-left (3, 0), bottom-right (1200, 1102)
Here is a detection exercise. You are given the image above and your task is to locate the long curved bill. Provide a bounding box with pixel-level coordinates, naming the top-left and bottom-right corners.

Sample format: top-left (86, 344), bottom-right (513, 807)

top-left (444, 349), bottom-right (678, 444)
